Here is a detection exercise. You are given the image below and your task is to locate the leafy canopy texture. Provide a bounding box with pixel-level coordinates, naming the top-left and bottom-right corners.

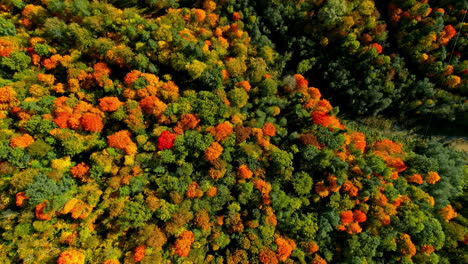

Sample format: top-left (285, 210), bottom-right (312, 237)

top-left (0, 1), bottom-right (466, 264)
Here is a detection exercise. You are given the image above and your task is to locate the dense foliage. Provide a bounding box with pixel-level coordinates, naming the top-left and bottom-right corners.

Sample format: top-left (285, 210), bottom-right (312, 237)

top-left (0, 1), bottom-right (466, 264)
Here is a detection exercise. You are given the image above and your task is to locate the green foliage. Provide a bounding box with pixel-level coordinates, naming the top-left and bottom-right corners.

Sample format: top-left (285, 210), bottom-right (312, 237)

top-left (0, 17), bottom-right (16, 36)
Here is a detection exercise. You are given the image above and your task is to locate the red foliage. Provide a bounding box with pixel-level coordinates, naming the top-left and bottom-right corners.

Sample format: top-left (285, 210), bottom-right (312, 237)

top-left (158, 131), bottom-right (177, 150)
top-left (370, 43), bottom-right (383, 54)
top-left (133, 245), bottom-right (146, 262)
top-left (340, 210), bottom-right (354, 224)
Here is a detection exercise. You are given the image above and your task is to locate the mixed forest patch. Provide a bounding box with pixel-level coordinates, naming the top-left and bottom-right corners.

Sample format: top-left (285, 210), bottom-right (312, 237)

top-left (0, 0), bottom-right (466, 264)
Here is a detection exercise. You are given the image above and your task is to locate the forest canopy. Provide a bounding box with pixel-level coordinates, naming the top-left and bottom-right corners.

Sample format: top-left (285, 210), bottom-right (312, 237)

top-left (0, 0), bottom-right (466, 264)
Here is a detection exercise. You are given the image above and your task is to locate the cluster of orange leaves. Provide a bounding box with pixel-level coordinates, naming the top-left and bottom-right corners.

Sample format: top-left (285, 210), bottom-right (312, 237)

top-left (237, 165), bottom-right (253, 179)
top-left (133, 245), bottom-right (146, 262)
top-left (107, 130), bottom-right (137, 155)
top-left (10, 134), bottom-right (34, 148)
top-left (0, 39), bottom-right (13, 57)
top-left (253, 179), bottom-right (272, 205)
top-left (173, 231), bottom-right (195, 257)
top-left (186, 182), bottom-right (204, 199)
top-left (15, 192), bottom-right (28, 207)
top-left (373, 139), bottom-right (407, 174)
top-left (62, 198), bottom-right (92, 219)
top-left (337, 209), bottom-right (367, 234)
top-left (204, 142), bottom-right (223, 161)
top-left (70, 162), bottom-right (90, 182)
top-left (275, 236), bottom-right (296, 261)
top-left (35, 201), bottom-right (52, 220)
top-left (439, 204), bottom-right (458, 222)
top-left (399, 233), bottom-right (417, 256)
top-left (99, 97), bottom-right (123, 112)
top-left (57, 249), bottom-right (85, 264)
top-left (53, 97), bottom-right (104, 132)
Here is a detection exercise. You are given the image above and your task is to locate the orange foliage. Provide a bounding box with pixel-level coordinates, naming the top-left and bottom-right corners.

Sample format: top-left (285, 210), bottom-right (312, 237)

top-left (107, 130), bottom-right (137, 155)
top-left (204, 142), bottom-right (223, 161)
top-left (237, 165), bottom-right (253, 179)
top-left (81, 113), bottom-right (104, 132)
top-left (374, 139), bottom-right (403, 154)
top-left (214, 121), bottom-right (233, 141)
top-left (350, 132), bottom-right (366, 152)
top-left (186, 182), bottom-right (204, 199)
top-left (347, 222), bottom-right (362, 234)
top-left (37, 73), bottom-right (55, 85)
top-left (139, 95), bottom-right (167, 116)
top-left (315, 181), bottom-right (329, 198)
top-left (426, 171), bottom-right (440, 184)
top-left (439, 204), bottom-right (458, 222)
top-left (370, 43), bottom-right (383, 54)
top-left (341, 181), bottom-right (359, 197)
top-left (307, 242), bottom-right (319, 254)
top-left (407, 174), bottom-right (423, 184)
top-left (353, 210), bottom-right (367, 223)
top-left (315, 99), bottom-right (332, 113)
top-left (124, 70), bottom-right (141, 85)
top-left (10, 134), bottom-right (34, 148)
top-left (262, 122), bottom-right (276, 137)
top-left (70, 162), bottom-right (90, 181)
top-left (194, 9), bottom-right (206, 22)
top-left (57, 249), bottom-right (85, 264)
top-left (253, 179), bottom-right (272, 205)
top-left (311, 111), bottom-right (343, 129)
top-left (421, 245), bottom-right (435, 254)
top-left (439, 25), bottom-right (456, 45)
top-left (399, 233), bottom-right (417, 256)
top-left (54, 112), bottom-right (71, 128)
top-left (99, 97), bottom-right (123, 112)
top-left (236, 81), bottom-right (251, 92)
top-left (176, 113), bottom-right (200, 132)
top-left (206, 186), bottom-right (218, 197)
top-left (102, 260), bottom-right (120, 264)
top-left (0, 86), bottom-right (16, 103)
top-left (232, 12), bottom-right (241, 21)
top-left (340, 210), bottom-right (354, 224)
top-left (275, 236), bottom-right (296, 261)
top-left (259, 248), bottom-right (279, 264)
top-left (0, 39), bottom-right (13, 57)
top-left (15, 192), bottom-right (28, 207)
top-left (35, 201), bottom-right (52, 220)
top-left (312, 254), bottom-right (327, 264)
top-left (134, 245), bottom-right (146, 262)
top-left (173, 231), bottom-right (195, 257)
